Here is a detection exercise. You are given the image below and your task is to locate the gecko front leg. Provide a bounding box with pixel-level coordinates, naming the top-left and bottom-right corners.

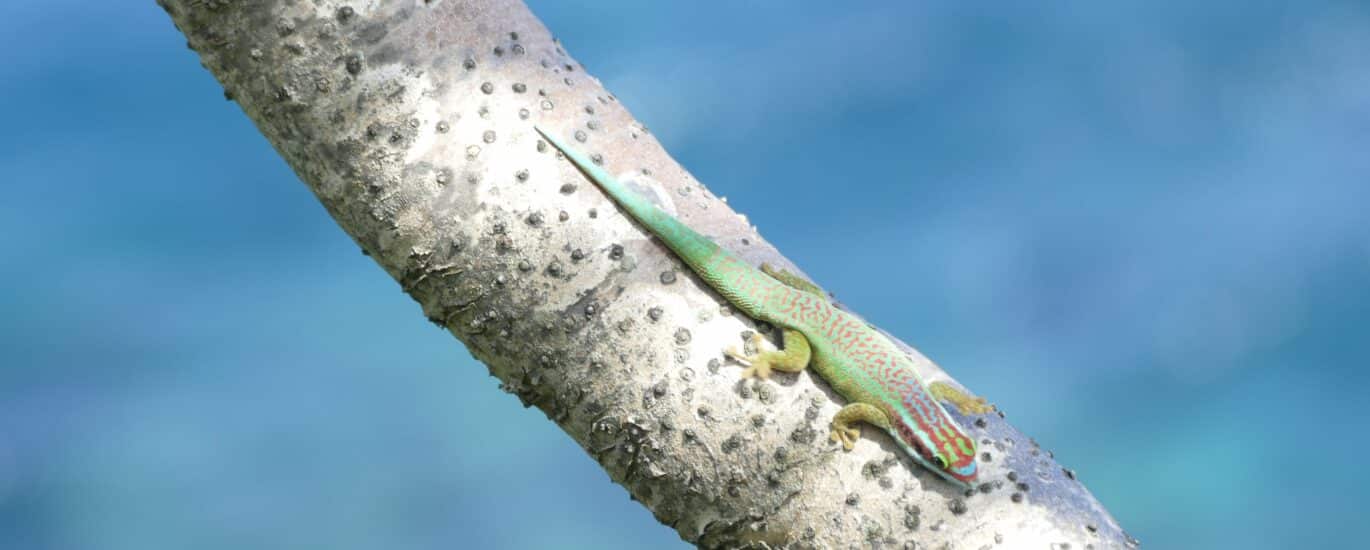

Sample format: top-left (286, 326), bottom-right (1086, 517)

top-left (829, 402), bottom-right (891, 450)
top-left (726, 328), bottom-right (810, 380)
top-left (929, 381), bottom-right (995, 415)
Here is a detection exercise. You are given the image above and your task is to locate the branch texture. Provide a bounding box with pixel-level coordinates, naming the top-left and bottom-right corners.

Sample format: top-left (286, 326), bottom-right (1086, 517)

top-left (159, 1), bottom-right (1135, 547)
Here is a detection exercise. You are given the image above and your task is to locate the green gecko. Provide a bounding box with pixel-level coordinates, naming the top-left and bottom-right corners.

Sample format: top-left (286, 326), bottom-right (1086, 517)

top-left (534, 126), bottom-right (993, 488)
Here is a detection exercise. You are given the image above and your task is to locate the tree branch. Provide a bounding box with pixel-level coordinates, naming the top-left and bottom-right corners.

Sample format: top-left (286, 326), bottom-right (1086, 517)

top-left (158, 1), bottom-right (1135, 547)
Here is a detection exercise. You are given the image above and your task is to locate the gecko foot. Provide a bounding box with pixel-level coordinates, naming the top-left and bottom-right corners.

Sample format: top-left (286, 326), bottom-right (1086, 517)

top-left (828, 402), bottom-right (889, 452)
top-left (829, 425), bottom-right (861, 451)
top-left (741, 362), bottom-right (773, 380)
top-left (725, 334), bottom-right (772, 379)
top-left (727, 329), bottom-right (811, 381)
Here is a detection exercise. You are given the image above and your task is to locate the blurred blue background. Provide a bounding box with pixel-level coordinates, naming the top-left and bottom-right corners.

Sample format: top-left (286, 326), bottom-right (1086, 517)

top-left (2, 1), bottom-right (1367, 548)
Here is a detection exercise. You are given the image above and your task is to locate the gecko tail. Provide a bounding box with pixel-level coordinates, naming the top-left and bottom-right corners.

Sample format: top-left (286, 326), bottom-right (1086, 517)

top-left (534, 125), bottom-right (722, 271)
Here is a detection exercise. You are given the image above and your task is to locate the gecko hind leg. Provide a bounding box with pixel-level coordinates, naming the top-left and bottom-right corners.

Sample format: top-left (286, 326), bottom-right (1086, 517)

top-left (829, 402), bottom-right (891, 451)
top-left (929, 381), bottom-right (995, 415)
top-left (726, 328), bottom-right (810, 380)
top-left (760, 263), bottom-right (827, 298)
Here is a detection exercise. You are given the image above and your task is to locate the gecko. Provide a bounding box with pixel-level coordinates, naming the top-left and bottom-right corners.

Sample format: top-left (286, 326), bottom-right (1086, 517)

top-left (534, 126), bottom-right (993, 489)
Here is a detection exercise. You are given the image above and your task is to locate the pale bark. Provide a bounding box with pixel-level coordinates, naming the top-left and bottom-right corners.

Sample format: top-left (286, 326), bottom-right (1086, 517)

top-left (158, 1), bottom-right (1135, 548)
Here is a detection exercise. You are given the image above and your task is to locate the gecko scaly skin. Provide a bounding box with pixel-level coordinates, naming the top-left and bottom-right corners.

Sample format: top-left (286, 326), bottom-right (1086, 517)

top-left (535, 126), bottom-right (992, 489)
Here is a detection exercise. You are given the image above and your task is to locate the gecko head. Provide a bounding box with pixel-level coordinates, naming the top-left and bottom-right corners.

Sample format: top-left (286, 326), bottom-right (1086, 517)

top-left (888, 406), bottom-right (979, 490)
top-left (937, 439), bottom-right (980, 489)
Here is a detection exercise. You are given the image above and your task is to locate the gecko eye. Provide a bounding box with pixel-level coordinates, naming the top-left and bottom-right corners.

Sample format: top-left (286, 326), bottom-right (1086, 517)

top-left (933, 455), bottom-right (949, 469)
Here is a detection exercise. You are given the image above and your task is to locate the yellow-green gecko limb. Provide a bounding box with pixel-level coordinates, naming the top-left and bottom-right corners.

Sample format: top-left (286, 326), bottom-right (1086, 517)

top-left (535, 126), bottom-right (993, 489)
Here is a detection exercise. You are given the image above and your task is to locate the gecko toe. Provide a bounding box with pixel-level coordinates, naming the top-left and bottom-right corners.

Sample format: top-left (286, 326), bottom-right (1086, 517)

top-left (724, 347), bottom-right (751, 365)
top-left (829, 426), bottom-right (860, 450)
top-left (749, 333), bottom-right (766, 349)
top-left (741, 362), bottom-right (772, 380)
